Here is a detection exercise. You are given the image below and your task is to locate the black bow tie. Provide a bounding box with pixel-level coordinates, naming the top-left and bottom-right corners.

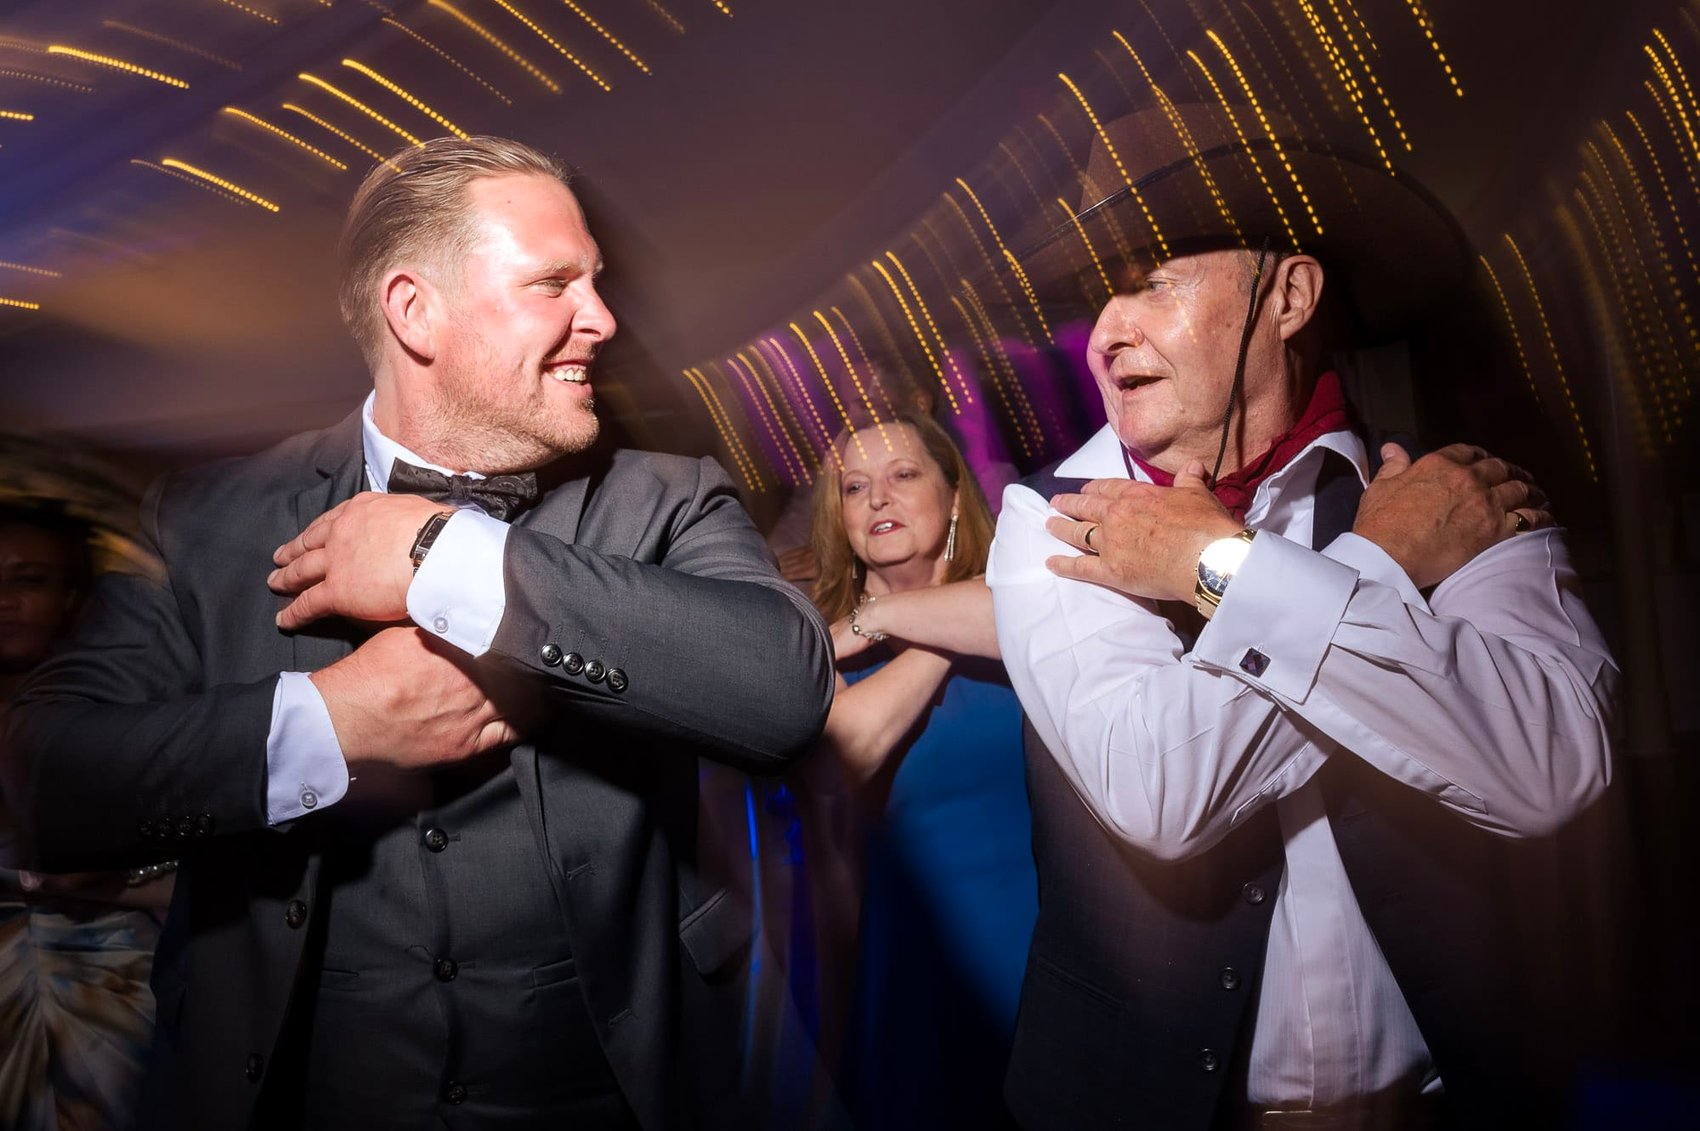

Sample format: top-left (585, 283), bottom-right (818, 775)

top-left (387, 459), bottom-right (539, 522)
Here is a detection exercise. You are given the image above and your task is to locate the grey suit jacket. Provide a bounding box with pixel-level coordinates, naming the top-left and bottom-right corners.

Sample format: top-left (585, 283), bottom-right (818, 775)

top-left (2, 409), bottom-right (835, 1129)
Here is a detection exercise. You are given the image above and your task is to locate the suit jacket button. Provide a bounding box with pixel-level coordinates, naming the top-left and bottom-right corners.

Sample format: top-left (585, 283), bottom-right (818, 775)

top-left (562, 652), bottom-right (585, 675)
top-left (177, 816), bottom-right (197, 838)
top-left (1241, 882), bottom-right (1266, 906)
top-left (1219, 967), bottom-right (1241, 991)
top-left (584, 659), bottom-right (606, 684)
top-left (197, 813), bottom-right (215, 835)
top-left (540, 642), bottom-right (563, 666)
top-left (435, 958), bottom-right (458, 982)
top-left (1198, 1048), bottom-right (1220, 1073)
top-left (245, 1053), bottom-right (264, 1082)
top-left (606, 668), bottom-right (628, 693)
top-left (443, 1081), bottom-right (467, 1105)
top-left (138, 818), bottom-right (154, 839)
top-left (157, 821), bottom-right (178, 842)
top-left (285, 900), bottom-right (308, 929)
top-left (423, 827), bottom-right (449, 853)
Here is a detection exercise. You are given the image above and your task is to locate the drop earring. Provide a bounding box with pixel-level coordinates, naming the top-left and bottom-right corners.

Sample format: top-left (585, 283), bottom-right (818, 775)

top-left (944, 509), bottom-right (959, 562)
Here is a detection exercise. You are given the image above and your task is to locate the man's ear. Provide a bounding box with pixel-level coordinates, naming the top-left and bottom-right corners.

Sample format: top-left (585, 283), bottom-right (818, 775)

top-left (1271, 255), bottom-right (1324, 342)
top-left (379, 268), bottom-right (438, 361)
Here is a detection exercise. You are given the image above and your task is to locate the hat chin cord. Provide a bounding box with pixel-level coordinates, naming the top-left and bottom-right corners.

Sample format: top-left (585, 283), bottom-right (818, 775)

top-left (1208, 235), bottom-right (1272, 490)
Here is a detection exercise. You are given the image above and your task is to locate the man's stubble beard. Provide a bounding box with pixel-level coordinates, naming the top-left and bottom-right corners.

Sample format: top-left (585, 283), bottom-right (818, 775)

top-left (429, 361), bottom-right (600, 473)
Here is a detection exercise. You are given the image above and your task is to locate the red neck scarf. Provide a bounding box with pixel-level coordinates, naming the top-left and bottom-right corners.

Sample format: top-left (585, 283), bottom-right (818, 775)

top-left (1123, 370), bottom-right (1352, 522)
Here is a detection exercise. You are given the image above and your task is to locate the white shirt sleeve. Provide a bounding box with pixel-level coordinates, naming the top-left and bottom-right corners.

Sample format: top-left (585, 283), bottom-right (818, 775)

top-left (1192, 527), bottom-right (1617, 837)
top-left (406, 509), bottom-right (511, 657)
top-left (265, 672), bottom-right (351, 825)
top-left (988, 484), bottom-right (1331, 861)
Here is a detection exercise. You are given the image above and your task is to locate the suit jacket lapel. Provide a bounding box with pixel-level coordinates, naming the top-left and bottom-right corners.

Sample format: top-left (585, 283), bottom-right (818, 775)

top-left (288, 410), bottom-right (367, 675)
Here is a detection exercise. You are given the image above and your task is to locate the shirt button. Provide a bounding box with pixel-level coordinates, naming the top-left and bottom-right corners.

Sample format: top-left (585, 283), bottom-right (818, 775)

top-left (245, 1053), bottom-right (265, 1082)
top-left (540, 642), bottom-right (563, 666)
top-left (432, 616), bottom-right (449, 634)
top-left (1198, 1048), bottom-right (1220, 1073)
top-left (423, 827), bottom-right (449, 853)
top-left (584, 659), bottom-right (606, 684)
top-left (1219, 967), bottom-right (1241, 991)
top-left (562, 652), bottom-right (585, 676)
top-left (606, 668), bottom-right (628, 693)
top-left (285, 900), bottom-right (308, 929)
top-left (300, 789), bottom-right (318, 810)
top-left (1241, 882), bottom-right (1266, 906)
top-left (435, 958), bottom-right (458, 982)
top-left (443, 1081), bottom-right (467, 1105)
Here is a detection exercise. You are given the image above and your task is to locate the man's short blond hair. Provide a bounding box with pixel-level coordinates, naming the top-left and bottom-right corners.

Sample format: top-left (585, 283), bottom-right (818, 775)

top-left (337, 136), bottom-right (572, 366)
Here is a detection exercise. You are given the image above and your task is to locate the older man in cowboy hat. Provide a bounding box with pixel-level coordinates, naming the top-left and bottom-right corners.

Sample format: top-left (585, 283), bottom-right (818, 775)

top-left (986, 107), bottom-right (1617, 1128)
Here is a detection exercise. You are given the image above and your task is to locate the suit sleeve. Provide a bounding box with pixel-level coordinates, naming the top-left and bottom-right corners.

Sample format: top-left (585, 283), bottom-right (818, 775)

top-left (488, 456), bottom-right (834, 774)
top-left (1, 480), bottom-right (275, 871)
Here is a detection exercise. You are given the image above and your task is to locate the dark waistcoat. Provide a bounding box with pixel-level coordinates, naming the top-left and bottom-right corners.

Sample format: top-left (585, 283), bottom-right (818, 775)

top-left (1004, 442), bottom-right (1577, 1130)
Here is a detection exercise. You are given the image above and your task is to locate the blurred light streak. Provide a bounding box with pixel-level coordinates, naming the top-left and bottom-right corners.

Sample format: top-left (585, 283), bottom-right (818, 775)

top-left (1599, 119), bottom-right (1697, 389)
top-left (812, 310), bottom-right (889, 444)
top-left (0, 110), bottom-right (34, 121)
top-left (828, 306), bottom-right (898, 417)
top-left (1185, 49), bottom-right (1301, 247)
top-left (760, 338), bottom-right (843, 469)
top-left (1057, 196), bottom-right (1111, 305)
top-left (701, 362), bottom-right (773, 485)
top-left (711, 1), bottom-right (734, 17)
top-left (1207, 31), bottom-right (1323, 236)
top-left (557, 1), bottom-right (650, 74)
top-left (223, 107), bottom-right (348, 168)
top-left (102, 21), bottom-right (243, 70)
top-left (132, 158), bottom-right (269, 210)
top-left (1319, 0), bottom-right (1411, 152)
top-left (1114, 31), bottom-right (1243, 242)
top-left (215, 1), bottom-right (282, 26)
top-left (1255, 0), bottom-right (1348, 120)
top-left (0, 260), bottom-right (60, 278)
top-left (952, 179), bottom-right (1052, 345)
top-left (1503, 233), bottom-right (1600, 475)
top-left (1476, 254), bottom-right (1541, 404)
top-left (788, 323), bottom-right (871, 457)
top-left (884, 250), bottom-right (974, 405)
top-left (341, 59), bottom-right (468, 137)
top-left (869, 260), bottom-right (959, 414)
top-left (160, 158), bottom-right (282, 211)
top-left (1554, 200), bottom-right (1650, 452)
top-left (299, 73), bottom-right (423, 145)
top-left (939, 193), bottom-right (1042, 350)
top-left (1295, 0), bottom-right (1392, 170)
top-left (46, 46), bottom-right (189, 89)
top-left (0, 297), bottom-right (42, 311)
top-left (428, 1), bottom-right (561, 93)
top-left (1399, 0), bottom-right (1463, 96)
top-left (0, 37), bottom-right (52, 55)
top-left (743, 345), bottom-right (824, 469)
top-left (1574, 182), bottom-right (1660, 448)
top-left (1645, 45), bottom-right (1699, 161)
top-left (845, 274), bottom-right (924, 389)
top-left (956, 280), bottom-right (1045, 452)
top-left (283, 102), bottom-right (399, 169)
top-left (381, 17), bottom-right (512, 104)
top-left (682, 367), bottom-right (763, 490)
top-left (1622, 108), bottom-right (1700, 292)
top-left (1057, 73), bottom-right (1170, 259)
top-left (643, 1), bottom-right (687, 36)
top-left (1641, 80), bottom-right (1698, 196)
top-left (487, 0), bottom-right (611, 92)
top-left (0, 71), bottom-right (93, 93)
top-left (950, 293), bottom-right (1033, 460)
top-left (727, 352), bottom-right (809, 484)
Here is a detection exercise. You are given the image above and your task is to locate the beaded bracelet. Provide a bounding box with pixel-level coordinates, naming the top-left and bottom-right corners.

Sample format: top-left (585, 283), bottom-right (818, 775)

top-left (848, 592), bottom-right (888, 642)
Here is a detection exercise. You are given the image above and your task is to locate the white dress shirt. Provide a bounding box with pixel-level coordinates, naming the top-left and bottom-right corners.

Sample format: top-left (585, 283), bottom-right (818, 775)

top-left (263, 393), bottom-right (513, 824)
top-left (986, 422), bottom-right (1617, 1107)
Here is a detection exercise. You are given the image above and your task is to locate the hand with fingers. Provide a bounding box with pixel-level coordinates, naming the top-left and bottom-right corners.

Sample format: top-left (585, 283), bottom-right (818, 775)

top-left (1044, 461), bottom-right (1243, 601)
top-left (268, 492), bottom-right (448, 630)
top-left (1353, 442), bottom-right (1554, 590)
top-left (307, 626), bottom-right (532, 771)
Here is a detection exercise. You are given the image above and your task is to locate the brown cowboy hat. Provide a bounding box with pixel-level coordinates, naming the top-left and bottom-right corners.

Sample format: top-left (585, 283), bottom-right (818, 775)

top-left (1012, 103), bottom-right (1470, 343)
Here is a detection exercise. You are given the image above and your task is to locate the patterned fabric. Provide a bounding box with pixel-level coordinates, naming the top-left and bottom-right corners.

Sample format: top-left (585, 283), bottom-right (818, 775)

top-left (0, 891), bottom-right (159, 1131)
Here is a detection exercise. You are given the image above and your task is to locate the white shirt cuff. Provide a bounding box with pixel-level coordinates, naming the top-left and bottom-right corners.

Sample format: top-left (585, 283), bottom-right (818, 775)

top-left (1322, 531), bottom-right (1429, 611)
top-left (406, 509), bottom-right (510, 658)
top-left (1192, 532), bottom-right (1357, 704)
top-left (267, 672), bottom-right (351, 824)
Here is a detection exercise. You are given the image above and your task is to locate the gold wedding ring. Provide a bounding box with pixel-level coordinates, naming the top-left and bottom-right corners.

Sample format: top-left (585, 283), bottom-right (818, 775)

top-left (1510, 510), bottom-right (1531, 534)
top-left (1082, 522), bottom-right (1099, 552)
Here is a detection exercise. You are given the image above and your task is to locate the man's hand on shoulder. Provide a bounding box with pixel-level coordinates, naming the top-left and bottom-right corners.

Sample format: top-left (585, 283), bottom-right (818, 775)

top-left (1045, 462), bottom-right (1242, 601)
top-left (1353, 442), bottom-right (1553, 589)
top-left (307, 626), bottom-right (533, 770)
top-left (269, 492), bottom-right (444, 630)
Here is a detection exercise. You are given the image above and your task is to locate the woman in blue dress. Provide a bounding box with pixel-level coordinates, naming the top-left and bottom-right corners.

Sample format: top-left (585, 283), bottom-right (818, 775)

top-left (807, 407), bottom-right (1037, 1130)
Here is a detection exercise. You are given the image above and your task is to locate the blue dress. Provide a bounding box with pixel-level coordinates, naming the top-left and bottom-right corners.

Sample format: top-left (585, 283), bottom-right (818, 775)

top-left (840, 655), bottom-right (1038, 1130)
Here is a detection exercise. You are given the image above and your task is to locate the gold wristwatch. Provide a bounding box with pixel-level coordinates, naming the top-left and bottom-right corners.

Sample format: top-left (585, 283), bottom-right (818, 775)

top-left (1194, 529), bottom-right (1256, 620)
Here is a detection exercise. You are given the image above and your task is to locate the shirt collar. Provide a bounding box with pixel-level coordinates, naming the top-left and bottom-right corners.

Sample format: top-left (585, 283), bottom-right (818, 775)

top-left (1053, 422), bottom-right (1372, 498)
top-left (360, 390), bottom-right (486, 494)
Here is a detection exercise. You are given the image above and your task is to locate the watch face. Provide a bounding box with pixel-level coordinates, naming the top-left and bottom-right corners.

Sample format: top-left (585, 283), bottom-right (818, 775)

top-left (1198, 533), bottom-right (1254, 596)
